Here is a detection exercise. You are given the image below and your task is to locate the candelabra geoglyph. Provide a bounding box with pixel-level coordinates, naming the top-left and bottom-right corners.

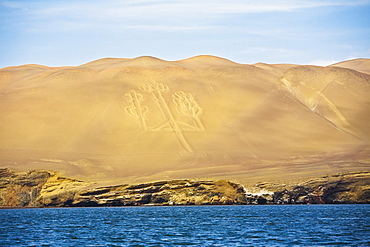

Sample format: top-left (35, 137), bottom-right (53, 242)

top-left (125, 80), bottom-right (204, 152)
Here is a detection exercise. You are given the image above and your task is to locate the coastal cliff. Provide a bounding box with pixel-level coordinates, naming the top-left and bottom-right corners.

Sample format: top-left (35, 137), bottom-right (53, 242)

top-left (0, 169), bottom-right (369, 207)
top-left (249, 171), bottom-right (370, 204)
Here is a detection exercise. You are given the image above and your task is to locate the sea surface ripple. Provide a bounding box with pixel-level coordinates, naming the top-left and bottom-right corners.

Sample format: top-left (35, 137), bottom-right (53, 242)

top-left (1, 204), bottom-right (369, 246)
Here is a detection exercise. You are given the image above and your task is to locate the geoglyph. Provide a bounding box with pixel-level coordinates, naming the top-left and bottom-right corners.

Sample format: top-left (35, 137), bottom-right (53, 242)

top-left (125, 80), bottom-right (204, 152)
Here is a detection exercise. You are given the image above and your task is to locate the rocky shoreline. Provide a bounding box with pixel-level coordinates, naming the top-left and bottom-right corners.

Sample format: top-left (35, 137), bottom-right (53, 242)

top-left (0, 168), bottom-right (369, 207)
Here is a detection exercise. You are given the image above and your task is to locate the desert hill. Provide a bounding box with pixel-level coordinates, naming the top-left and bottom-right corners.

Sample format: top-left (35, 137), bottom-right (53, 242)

top-left (330, 59), bottom-right (370, 75)
top-left (0, 56), bottom-right (369, 185)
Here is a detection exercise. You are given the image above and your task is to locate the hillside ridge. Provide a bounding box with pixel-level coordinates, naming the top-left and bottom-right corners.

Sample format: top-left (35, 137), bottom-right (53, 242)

top-left (0, 56), bottom-right (369, 185)
top-left (2, 56), bottom-right (369, 71)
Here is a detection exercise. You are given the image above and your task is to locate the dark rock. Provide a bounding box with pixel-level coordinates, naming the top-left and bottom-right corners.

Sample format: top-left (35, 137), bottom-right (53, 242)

top-left (257, 197), bottom-right (267, 204)
top-left (80, 189), bottom-right (111, 196)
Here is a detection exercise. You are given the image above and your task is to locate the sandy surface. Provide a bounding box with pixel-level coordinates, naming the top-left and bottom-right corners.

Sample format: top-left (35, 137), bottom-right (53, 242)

top-left (0, 56), bottom-right (369, 185)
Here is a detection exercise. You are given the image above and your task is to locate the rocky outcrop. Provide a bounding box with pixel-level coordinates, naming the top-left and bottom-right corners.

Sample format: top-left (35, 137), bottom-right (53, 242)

top-left (0, 168), bottom-right (89, 207)
top-left (255, 171), bottom-right (370, 204)
top-left (0, 169), bottom-right (369, 207)
top-left (0, 168), bottom-right (50, 207)
top-left (0, 169), bottom-right (248, 207)
top-left (70, 179), bottom-right (248, 207)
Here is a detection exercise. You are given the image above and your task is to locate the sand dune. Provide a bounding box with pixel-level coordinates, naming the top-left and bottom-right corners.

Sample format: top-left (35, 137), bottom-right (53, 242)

top-left (0, 56), bottom-right (369, 185)
top-left (331, 59), bottom-right (370, 75)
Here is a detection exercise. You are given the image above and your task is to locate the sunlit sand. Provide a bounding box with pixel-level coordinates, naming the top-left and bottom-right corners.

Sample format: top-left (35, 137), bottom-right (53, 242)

top-left (0, 56), bottom-right (369, 185)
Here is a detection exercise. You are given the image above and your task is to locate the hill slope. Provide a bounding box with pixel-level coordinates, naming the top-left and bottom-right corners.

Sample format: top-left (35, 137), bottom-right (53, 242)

top-left (0, 56), bottom-right (369, 184)
top-left (330, 59), bottom-right (370, 75)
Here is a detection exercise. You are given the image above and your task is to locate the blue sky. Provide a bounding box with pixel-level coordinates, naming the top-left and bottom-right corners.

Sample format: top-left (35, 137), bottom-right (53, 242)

top-left (1, 0), bottom-right (369, 68)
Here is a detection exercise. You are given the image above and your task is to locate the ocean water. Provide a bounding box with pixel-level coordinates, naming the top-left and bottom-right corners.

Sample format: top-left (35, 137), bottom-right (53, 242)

top-left (0, 205), bottom-right (369, 246)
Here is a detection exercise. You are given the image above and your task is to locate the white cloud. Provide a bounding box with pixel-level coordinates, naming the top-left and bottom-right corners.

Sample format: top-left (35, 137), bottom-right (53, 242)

top-left (6, 0), bottom-right (370, 25)
top-left (11, 0), bottom-right (363, 35)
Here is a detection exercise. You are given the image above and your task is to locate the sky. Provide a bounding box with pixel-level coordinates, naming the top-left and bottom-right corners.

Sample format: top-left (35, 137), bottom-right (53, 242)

top-left (1, 0), bottom-right (370, 68)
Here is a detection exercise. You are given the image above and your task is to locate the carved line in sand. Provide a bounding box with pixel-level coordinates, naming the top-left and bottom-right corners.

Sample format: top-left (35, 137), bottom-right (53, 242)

top-left (125, 80), bottom-right (204, 152)
top-left (280, 77), bottom-right (360, 139)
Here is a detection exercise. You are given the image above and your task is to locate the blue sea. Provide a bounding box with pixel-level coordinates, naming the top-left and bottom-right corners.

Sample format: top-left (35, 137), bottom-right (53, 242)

top-left (1, 205), bottom-right (369, 246)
